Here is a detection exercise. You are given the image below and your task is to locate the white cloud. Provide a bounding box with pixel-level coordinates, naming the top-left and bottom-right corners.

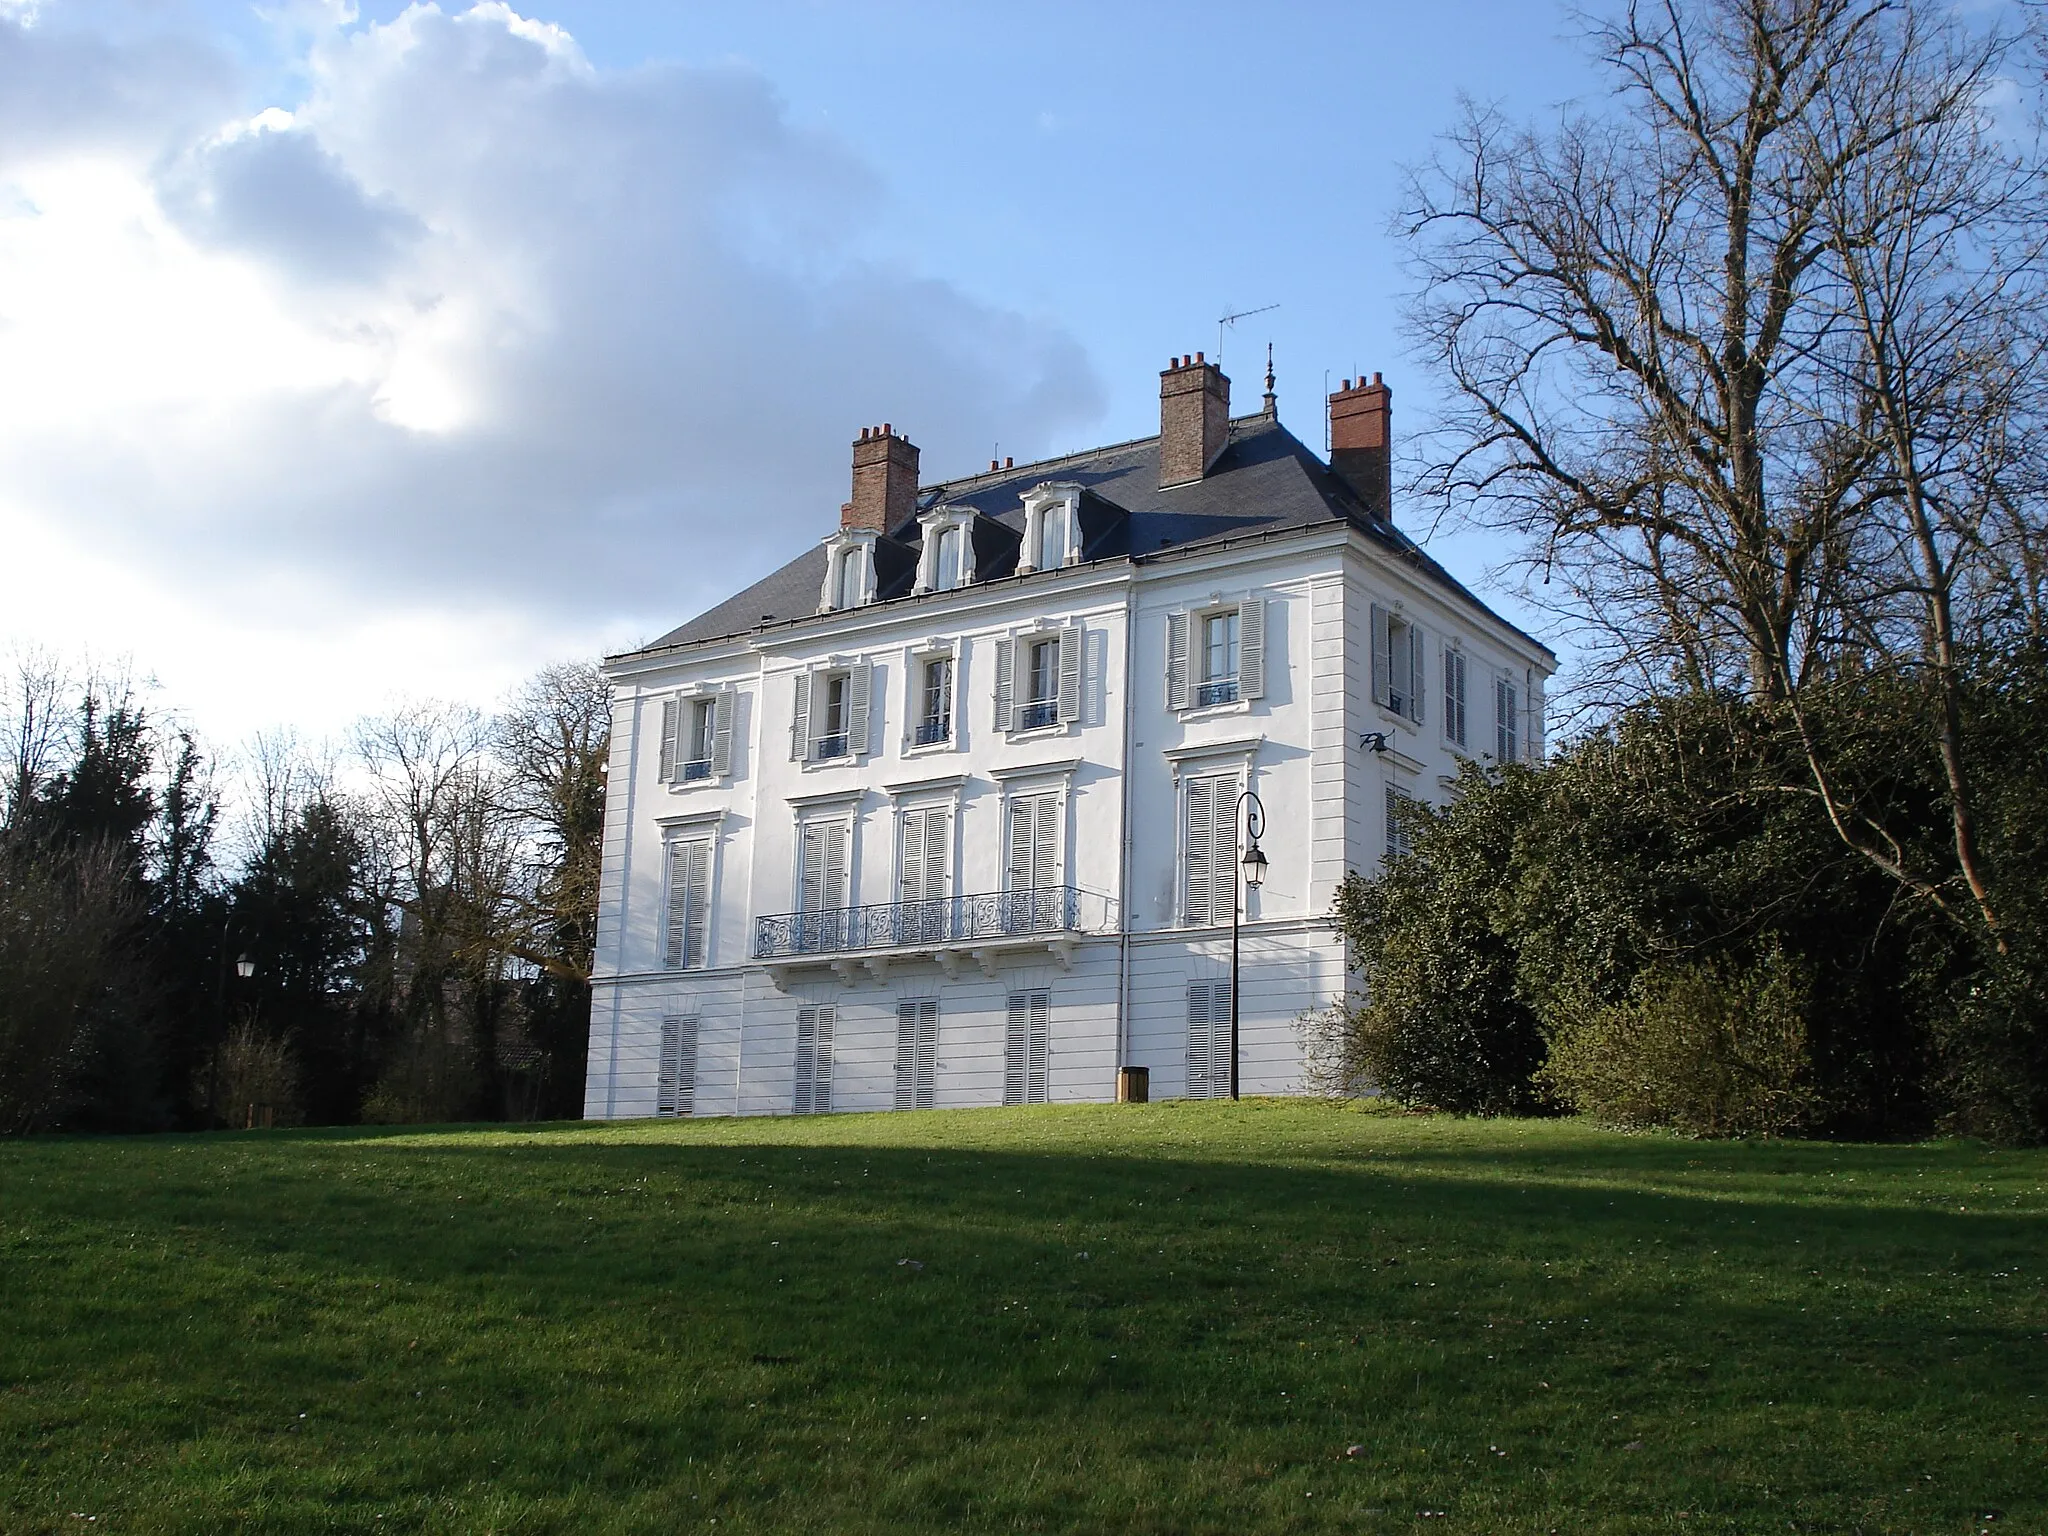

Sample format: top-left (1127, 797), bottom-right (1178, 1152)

top-left (0, 1), bottom-right (1103, 740)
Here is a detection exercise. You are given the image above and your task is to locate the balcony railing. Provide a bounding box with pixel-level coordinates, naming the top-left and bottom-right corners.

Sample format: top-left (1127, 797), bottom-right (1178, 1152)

top-left (913, 716), bottom-right (951, 746)
top-left (1018, 700), bottom-right (1058, 731)
top-left (1196, 677), bottom-right (1240, 707)
top-left (754, 885), bottom-right (1106, 960)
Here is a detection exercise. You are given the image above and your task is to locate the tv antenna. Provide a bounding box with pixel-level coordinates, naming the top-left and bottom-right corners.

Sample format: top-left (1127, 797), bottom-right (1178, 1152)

top-left (1217, 302), bottom-right (1279, 368)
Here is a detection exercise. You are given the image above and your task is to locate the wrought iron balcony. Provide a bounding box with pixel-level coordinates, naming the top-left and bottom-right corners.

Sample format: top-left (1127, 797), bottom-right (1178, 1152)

top-left (1018, 701), bottom-right (1058, 730)
top-left (680, 758), bottom-right (712, 781)
top-left (1196, 677), bottom-right (1240, 707)
top-left (754, 885), bottom-right (1111, 965)
top-left (913, 716), bottom-right (951, 746)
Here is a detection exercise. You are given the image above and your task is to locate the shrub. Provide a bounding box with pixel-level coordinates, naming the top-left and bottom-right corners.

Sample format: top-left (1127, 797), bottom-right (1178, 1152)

top-left (208, 1021), bottom-right (303, 1129)
top-left (1540, 950), bottom-right (1818, 1137)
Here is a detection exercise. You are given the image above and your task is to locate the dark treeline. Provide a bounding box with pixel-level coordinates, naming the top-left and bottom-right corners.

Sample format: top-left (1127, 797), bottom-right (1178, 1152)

top-left (0, 655), bottom-right (607, 1134)
top-left (1320, 0), bottom-right (2048, 1143)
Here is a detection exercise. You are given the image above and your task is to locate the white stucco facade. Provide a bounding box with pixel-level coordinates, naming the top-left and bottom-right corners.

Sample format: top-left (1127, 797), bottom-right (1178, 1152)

top-left (586, 452), bottom-right (1554, 1119)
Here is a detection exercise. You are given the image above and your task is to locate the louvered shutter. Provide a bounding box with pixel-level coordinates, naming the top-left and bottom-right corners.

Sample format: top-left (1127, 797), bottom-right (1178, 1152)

top-left (924, 807), bottom-right (950, 902)
top-left (683, 842), bottom-right (710, 967)
top-left (915, 999), bottom-right (938, 1108)
top-left (799, 823), bottom-right (825, 915)
top-left (1166, 611), bottom-right (1190, 710)
top-left (1184, 776), bottom-right (1215, 924)
top-left (709, 692), bottom-right (733, 777)
top-left (899, 810), bottom-right (926, 906)
top-left (794, 1007), bottom-right (818, 1116)
top-left (659, 697), bottom-right (680, 783)
top-left (1407, 621), bottom-right (1426, 724)
top-left (1007, 796), bottom-right (1035, 892)
top-left (1027, 989), bottom-right (1049, 1103)
top-left (1370, 604), bottom-right (1390, 707)
top-left (1056, 625), bottom-right (1082, 722)
top-left (1032, 795), bottom-right (1058, 892)
top-left (848, 662), bottom-right (872, 759)
top-left (790, 672), bottom-right (811, 761)
top-left (1239, 597), bottom-right (1266, 700)
top-left (657, 1015), bottom-right (697, 1116)
top-left (894, 1002), bottom-right (918, 1110)
top-left (1004, 992), bottom-right (1029, 1105)
top-left (1186, 983), bottom-right (1215, 1099)
top-left (822, 821), bottom-right (849, 910)
top-left (814, 1006), bottom-right (835, 1113)
top-left (993, 636), bottom-right (1013, 732)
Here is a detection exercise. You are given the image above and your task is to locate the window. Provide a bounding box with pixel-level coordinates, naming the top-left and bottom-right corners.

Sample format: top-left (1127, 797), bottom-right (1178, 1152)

top-left (1004, 792), bottom-right (1061, 931)
top-left (1182, 773), bottom-right (1238, 926)
top-left (661, 691), bottom-right (730, 784)
top-left (656, 1015), bottom-right (698, 1117)
top-left (792, 664), bottom-right (870, 763)
top-left (894, 998), bottom-right (938, 1110)
top-left (663, 839), bottom-right (711, 968)
top-left (897, 804), bottom-right (951, 942)
top-left (793, 1005), bottom-right (835, 1114)
top-left (915, 655), bottom-right (953, 745)
top-left (1444, 648), bottom-right (1468, 750)
top-left (1004, 989), bottom-right (1050, 1105)
top-left (1198, 609), bottom-right (1240, 706)
top-left (797, 819), bottom-right (850, 951)
top-left (1495, 677), bottom-right (1520, 762)
top-left (1166, 599), bottom-right (1264, 712)
top-left (1385, 784), bottom-right (1416, 862)
top-left (681, 698), bottom-right (715, 780)
top-left (1021, 638), bottom-right (1059, 730)
top-left (995, 629), bottom-right (1080, 733)
top-left (932, 525), bottom-right (965, 591)
top-left (1185, 981), bottom-right (1231, 1099)
top-left (1033, 503), bottom-right (1067, 571)
top-left (832, 547), bottom-right (864, 610)
top-left (1371, 604), bottom-right (1425, 724)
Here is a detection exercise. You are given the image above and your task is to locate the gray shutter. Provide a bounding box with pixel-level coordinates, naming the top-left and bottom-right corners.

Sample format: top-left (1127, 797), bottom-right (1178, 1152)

top-left (823, 821), bottom-right (849, 910)
top-left (1370, 604), bottom-right (1390, 708)
top-left (1004, 993), bottom-right (1029, 1106)
top-left (1186, 983), bottom-right (1215, 1099)
top-left (1408, 622), bottom-right (1426, 725)
top-left (794, 1008), bottom-right (818, 1116)
top-left (916, 999), bottom-right (938, 1109)
top-left (1034, 794), bottom-right (1059, 890)
top-left (848, 662), bottom-right (872, 759)
top-left (894, 1002), bottom-right (919, 1111)
top-left (683, 842), bottom-right (711, 967)
top-left (800, 823), bottom-right (825, 915)
top-left (659, 697), bottom-right (680, 783)
top-left (1056, 625), bottom-right (1082, 722)
top-left (790, 671), bottom-right (811, 761)
top-left (926, 806), bottom-right (950, 901)
top-left (1239, 597), bottom-right (1265, 700)
top-left (899, 808), bottom-right (926, 905)
top-left (663, 841), bottom-right (690, 967)
top-left (1184, 777), bottom-right (1215, 924)
top-left (1166, 612), bottom-right (1190, 711)
top-left (658, 1015), bottom-right (697, 1117)
top-left (814, 1006), bottom-right (835, 1113)
top-left (993, 637), bottom-right (1013, 733)
top-left (1007, 797), bottom-right (1034, 892)
top-left (1212, 785), bottom-right (1236, 924)
top-left (1027, 989), bottom-right (1049, 1103)
top-left (709, 692), bottom-right (733, 777)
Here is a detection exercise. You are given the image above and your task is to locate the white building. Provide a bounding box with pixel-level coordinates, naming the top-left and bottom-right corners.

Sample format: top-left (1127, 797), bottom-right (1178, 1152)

top-left (586, 354), bottom-right (1554, 1119)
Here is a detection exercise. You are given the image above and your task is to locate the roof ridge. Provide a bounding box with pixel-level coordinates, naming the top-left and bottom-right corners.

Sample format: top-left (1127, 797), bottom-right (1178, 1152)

top-left (918, 410), bottom-right (1286, 497)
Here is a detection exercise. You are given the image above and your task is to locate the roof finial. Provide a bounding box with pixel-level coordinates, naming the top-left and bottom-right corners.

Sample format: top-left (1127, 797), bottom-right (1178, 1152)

top-left (1262, 341), bottom-right (1277, 416)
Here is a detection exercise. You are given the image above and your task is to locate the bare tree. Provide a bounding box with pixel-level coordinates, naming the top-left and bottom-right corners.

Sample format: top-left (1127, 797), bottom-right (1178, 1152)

top-left (1402, 0), bottom-right (2044, 945)
top-left (495, 661), bottom-right (611, 983)
top-left (2, 645), bottom-right (73, 829)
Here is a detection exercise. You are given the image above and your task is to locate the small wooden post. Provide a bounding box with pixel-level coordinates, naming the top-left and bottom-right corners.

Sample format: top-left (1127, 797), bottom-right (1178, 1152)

top-left (1116, 1066), bottom-right (1149, 1103)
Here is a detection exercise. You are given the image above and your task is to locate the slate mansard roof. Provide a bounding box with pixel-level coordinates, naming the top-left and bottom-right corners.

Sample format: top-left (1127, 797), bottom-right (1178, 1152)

top-left (620, 407), bottom-right (1544, 661)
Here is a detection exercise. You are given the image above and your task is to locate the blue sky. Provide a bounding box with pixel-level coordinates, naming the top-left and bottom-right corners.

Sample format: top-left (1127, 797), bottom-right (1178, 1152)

top-left (0, 0), bottom-right (1597, 745)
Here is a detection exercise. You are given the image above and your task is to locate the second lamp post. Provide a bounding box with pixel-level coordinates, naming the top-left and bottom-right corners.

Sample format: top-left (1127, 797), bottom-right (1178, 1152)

top-left (1229, 788), bottom-right (1268, 1101)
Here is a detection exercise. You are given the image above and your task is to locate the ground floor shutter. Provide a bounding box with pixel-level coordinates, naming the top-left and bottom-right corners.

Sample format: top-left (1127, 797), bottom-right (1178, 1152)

top-left (1185, 981), bottom-right (1230, 1100)
top-left (794, 1005), bottom-right (835, 1115)
top-left (657, 1015), bottom-right (698, 1117)
top-left (894, 998), bottom-right (938, 1110)
top-left (1004, 989), bottom-right (1050, 1105)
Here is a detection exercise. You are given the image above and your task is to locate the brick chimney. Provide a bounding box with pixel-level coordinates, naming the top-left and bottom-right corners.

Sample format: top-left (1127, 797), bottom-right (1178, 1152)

top-left (846, 424), bottom-right (919, 533)
top-left (1158, 353), bottom-right (1230, 488)
top-left (1328, 374), bottom-right (1392, 519)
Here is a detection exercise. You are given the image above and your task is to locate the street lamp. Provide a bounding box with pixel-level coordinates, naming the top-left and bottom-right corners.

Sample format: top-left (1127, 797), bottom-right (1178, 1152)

top-left (236, 954), bottom-right (255, 980)
top-left (1229, 788), bottom-right (1267, 1102)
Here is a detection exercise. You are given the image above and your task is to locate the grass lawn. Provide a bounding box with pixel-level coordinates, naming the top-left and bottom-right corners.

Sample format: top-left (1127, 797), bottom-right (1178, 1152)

top-left (2, 1100), bottom-right (2043, 1534)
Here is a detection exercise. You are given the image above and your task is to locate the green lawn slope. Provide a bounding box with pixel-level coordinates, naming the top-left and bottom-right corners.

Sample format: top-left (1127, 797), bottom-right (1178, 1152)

top-left (2, 1101), bottom-right (2042, 1533)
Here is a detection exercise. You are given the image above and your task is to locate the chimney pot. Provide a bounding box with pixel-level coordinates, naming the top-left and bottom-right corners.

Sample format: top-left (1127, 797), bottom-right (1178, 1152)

top-left (1328, 371), bottom-right (1394, 520)
top-left (845, 424), bottom-right (920, 532)
top-left (1004, 456), bottom-right (1014, 468)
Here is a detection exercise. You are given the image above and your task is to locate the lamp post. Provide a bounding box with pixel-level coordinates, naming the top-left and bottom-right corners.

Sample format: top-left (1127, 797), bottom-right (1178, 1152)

top-left (1229, 788), bottom-right (1268, 1102)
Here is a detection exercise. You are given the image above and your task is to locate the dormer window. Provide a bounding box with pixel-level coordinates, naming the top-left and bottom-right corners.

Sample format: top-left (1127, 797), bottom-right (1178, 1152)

top-left (933, 525), bottom-right (964, 591)
top-left (1019, 483), bottom-right (1081, 573)
top-left (833, 548), bottom-right (864, 610)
